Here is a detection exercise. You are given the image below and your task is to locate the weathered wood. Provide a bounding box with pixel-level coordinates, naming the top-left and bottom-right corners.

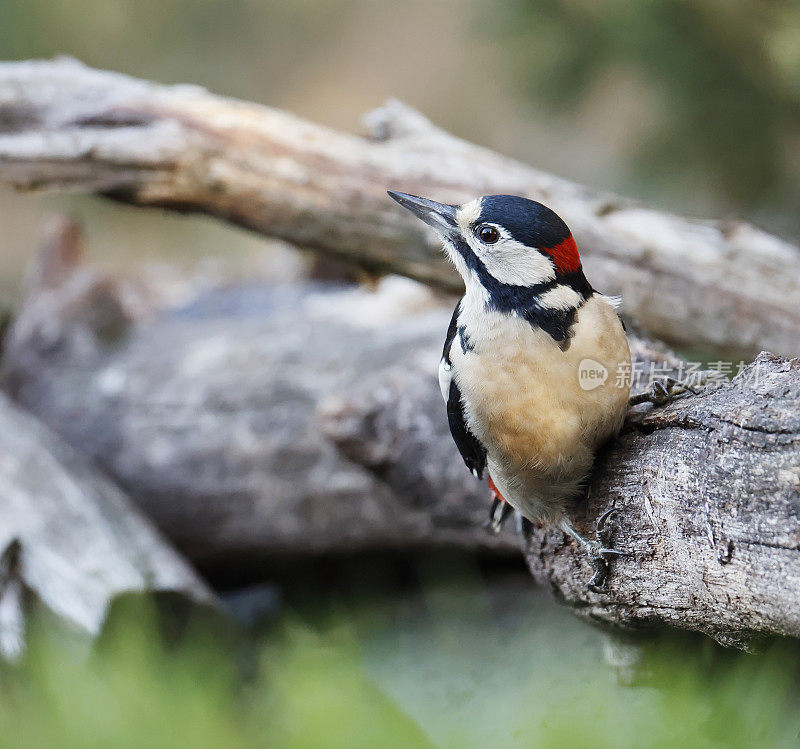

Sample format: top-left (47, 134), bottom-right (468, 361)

top-left (7, 221), bottom-right (799, 647)
top-left (323, 347), bottom-right (800, 648)
top-left (529, 352), bottom-right (800, 648)
top-left (1, 58), bottom-right (799, 359)
top-left (0, 389), bottom-right (213, 659)
top-left (2, 221), bottom-right (520, 570)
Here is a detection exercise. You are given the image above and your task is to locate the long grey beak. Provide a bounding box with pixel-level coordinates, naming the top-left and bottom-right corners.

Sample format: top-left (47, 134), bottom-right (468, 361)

top-left (387, 191), bottom-right (457, 234)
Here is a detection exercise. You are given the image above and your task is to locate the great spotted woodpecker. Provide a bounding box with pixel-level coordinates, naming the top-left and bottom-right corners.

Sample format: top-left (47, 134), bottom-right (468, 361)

top-left (388, 191), bottom-right (634, 589)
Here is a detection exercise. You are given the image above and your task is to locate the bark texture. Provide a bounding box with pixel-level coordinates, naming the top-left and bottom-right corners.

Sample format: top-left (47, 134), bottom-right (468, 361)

top-left (0, 389), bottom-right (213, 659)
top-left (526, 352), bottom-right (800, 648)
top-left (1, 58), bottom-right (799, 360)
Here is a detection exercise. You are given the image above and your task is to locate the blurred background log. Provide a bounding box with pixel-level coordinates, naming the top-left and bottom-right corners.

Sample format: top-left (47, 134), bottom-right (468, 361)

top-left (0, 388), bottom-right (213, 659)
top-left (3, 217), bottom-right (800, 647)
top-left (0, 58), bottom-right (799, 361)
top-left (2, 217), bottom-right (519, 574)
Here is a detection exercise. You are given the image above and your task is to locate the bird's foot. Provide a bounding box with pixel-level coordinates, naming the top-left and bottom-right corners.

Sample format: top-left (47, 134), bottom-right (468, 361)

top-left (561, 509), bottom-right (629, 592)
top-left (629, 377), bottom-right (699, 408)
top-left (488, 496), bottom-right (514, 534)
top-left (486, 475), bottom-right (514, 534)
top-left (585, 509), bottom-right (628, 591)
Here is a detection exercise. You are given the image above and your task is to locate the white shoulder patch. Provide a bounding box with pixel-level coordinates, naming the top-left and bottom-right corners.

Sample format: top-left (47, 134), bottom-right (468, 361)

top-left (537, 284), bottom-right (583, 311)
top-left (438, 358), bottom-right (452, 403)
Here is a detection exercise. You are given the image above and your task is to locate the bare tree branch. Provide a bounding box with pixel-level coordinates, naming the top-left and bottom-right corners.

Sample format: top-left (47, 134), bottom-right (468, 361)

top-left (0, 58), bottom-right (799, 359)
top-left (2, 218), bottom-right (520, 571)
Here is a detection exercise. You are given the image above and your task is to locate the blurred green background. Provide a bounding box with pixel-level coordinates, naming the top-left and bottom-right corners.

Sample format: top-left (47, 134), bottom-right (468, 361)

top-left (4, 569), bottom-right (800, 748)
top-left (2, 1), bottom-right (800, 745)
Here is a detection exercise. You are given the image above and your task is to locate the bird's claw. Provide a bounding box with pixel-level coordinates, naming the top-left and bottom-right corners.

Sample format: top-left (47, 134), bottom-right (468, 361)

top-left (629, 376), bottom-right (699, 408)
top-left (586, 547), bottom-right (628, 592)
top-left (582, 509), bottom-right (630, 592)
top-left (596, 507), bottom-right (617, 536)
top-left (587, 561), bottom-right (609, 592)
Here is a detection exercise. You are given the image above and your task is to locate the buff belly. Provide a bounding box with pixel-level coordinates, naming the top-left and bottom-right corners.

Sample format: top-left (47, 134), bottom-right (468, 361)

top-left (451, 295), bottom-right (631, 522)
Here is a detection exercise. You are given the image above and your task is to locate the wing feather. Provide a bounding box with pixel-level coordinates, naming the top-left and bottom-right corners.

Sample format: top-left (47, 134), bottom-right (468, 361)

top-left (447, 379), bottom-right (487, 479)
top-left (441, 298), bottom-right (487, 479)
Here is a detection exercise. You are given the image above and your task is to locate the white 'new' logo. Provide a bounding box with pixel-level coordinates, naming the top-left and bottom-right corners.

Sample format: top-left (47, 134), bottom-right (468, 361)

top-left (578, 359), bottom-right (608, 391)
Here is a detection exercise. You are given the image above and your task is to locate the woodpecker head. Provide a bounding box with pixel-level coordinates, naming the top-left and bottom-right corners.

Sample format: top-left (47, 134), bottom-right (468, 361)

top-left (388, 191), bottom-right (592, 340)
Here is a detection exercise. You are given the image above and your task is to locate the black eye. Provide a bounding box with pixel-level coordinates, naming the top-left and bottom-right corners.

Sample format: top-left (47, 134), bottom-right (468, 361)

top-left (477, 224), bottom-right (499, 244)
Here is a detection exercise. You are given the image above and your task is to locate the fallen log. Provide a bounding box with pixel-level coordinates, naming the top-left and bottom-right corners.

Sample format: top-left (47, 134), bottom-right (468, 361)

top-left (1, 58), bottom-right (799, 360)
top-left (7, 219), bottom-right (798, 647)
top-left (2, 218), bottom-right (520, 571)
top-left (0, 389), bottom-right (213, 659)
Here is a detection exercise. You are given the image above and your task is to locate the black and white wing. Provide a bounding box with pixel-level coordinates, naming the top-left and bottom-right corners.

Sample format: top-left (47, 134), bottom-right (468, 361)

top-left (440, 299), bottom-right (487, 479)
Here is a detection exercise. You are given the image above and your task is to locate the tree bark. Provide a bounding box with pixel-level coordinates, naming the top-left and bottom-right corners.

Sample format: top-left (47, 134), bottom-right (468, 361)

top-left (1, 58), bottom-right (799, 360)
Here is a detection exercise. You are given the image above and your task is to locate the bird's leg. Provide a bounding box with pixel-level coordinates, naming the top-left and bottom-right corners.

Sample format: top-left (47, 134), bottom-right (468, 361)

top-left (489, 498), bottom-right (514, 533)
top-left (487, 475), bottom-right (514, 533)
top-left (560, 509), bottom-right (628, 591)
top-left (517, 515), bottom-right (535, 544)
top-left (629, 376), bottom-right (699, 407)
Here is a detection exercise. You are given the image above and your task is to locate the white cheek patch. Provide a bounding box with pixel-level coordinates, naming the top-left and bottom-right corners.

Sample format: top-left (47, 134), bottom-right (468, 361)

top-left (455, 197), bottom-right (558, 287)
top-left (466, 233), bottom-right (557, 287)
top-left (537, 285), bottom-right (584, 311)
top-left (455, 197), bottom-right (558, 288)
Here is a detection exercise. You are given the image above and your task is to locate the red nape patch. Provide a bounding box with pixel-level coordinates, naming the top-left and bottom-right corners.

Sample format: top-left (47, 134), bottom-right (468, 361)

top-left (545, 234), bottom-right (581, 274)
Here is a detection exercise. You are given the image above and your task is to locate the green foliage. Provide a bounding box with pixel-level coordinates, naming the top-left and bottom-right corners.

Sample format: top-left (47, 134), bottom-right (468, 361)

top-left (0, 597), bottom-right (430, 749)
top-left (1, 578), bottom-right (799, 748)
top-left (492, 0), bottom-right (800, 216)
